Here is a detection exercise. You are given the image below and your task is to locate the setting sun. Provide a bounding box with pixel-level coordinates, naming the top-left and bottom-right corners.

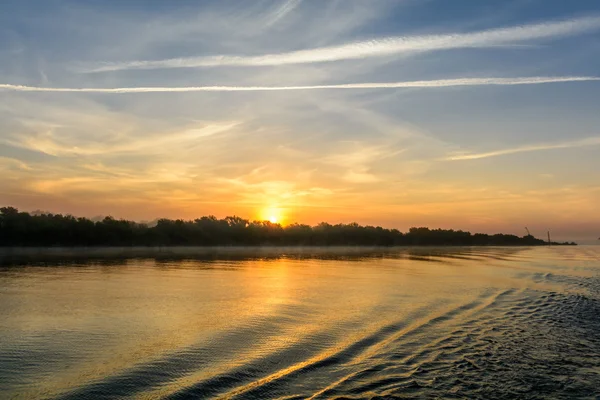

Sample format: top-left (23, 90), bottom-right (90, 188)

top-left (260, 206), bottom-right (284, 225)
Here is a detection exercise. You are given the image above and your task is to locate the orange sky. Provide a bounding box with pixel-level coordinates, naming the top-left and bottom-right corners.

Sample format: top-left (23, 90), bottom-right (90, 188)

top-left (2, 2), bottom-right (600, 242)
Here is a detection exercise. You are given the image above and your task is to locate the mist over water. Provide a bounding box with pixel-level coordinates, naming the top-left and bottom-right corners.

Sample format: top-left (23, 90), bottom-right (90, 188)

top-left (1, 247), bottom-right (599, 399)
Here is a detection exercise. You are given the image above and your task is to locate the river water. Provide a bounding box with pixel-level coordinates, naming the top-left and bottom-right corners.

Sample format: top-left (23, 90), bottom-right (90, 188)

top-left (1, 246), bottom-right (599, 399)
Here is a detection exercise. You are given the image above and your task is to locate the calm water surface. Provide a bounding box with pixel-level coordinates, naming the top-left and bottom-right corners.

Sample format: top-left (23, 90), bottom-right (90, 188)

top-left (1, 246), bottom-right (599, 399)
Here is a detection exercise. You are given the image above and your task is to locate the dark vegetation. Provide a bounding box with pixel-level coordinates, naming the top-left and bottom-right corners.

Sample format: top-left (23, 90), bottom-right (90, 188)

top-left (0, 207), bottom-right (576, 247)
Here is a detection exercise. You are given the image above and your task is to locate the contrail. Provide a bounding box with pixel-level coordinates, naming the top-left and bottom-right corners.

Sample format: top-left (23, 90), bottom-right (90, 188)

top-left (79, 16), bottom-right (600, 72)
top-left (447, 137), bottom-right (600, 161)
top-left (1, 76), bottom-right (599, 94)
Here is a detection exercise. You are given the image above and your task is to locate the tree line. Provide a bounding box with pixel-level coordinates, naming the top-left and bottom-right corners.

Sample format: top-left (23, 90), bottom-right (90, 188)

top-left (0, 207), bottom-right (575, 247)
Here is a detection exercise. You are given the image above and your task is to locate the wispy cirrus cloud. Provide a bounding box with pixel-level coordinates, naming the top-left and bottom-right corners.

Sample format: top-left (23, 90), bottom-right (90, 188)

top-left (78, 15), bottom-right (600, 72)
top-left (264, 0), bottom-right (303, 27)
top-left (3, 123), bottom-right (237, 156)
top-left (2, 76), bottom-right (599, 94)
top-left (447, 137), bottom-right (600, 161)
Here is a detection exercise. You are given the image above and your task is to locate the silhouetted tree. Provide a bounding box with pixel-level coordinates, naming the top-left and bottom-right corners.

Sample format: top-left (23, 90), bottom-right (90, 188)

top-left (0, 206), bottom-right (574, 247)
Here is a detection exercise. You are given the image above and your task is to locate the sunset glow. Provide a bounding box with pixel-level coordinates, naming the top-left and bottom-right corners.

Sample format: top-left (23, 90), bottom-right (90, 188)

top-left (1, 1), bottom-right (599, 242)
top-left (260, 207), bottom-right (284, 225)
top-left (3, 3), bottom-right (600, 399)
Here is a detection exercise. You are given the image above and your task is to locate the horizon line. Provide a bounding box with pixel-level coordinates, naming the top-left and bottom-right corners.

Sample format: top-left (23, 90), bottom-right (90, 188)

top-left (0, 205), bottom-right (576, 239)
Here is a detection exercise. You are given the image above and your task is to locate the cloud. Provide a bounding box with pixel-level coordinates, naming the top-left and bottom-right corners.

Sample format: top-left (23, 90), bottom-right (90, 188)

top-left (4, 123), bottom-right (237, 156)
top-left (342, 170), bottom-right (380, 183)
top-left (78, 15), bottom-right (600, 72)
top-left (264, 0), bottom-right (303, 27)
top-left (0, 156), bottom-right (31, 171)
top-left (1, 76), bottom-right (598, 94)
top-left (447, 137), bottom-right (600, 161)
top-left (321, 146), bottom-right (395, 168)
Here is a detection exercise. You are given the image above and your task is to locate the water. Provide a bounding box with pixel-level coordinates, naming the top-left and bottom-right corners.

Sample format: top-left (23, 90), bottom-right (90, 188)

top-left (1, 246), bottom-right (599, 399)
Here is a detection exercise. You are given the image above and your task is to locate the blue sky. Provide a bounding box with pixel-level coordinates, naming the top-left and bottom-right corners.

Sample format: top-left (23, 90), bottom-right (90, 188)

top-left (1, 0), bottom-right (599, 241)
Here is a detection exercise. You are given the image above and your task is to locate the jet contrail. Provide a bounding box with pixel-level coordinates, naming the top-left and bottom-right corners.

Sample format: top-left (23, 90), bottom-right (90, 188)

top-left (1, 76), bottom-right (599, 94)
top-left (79, 16), bottom-right (600, 72)
top-left (447, 137), bottom-right (600, 161)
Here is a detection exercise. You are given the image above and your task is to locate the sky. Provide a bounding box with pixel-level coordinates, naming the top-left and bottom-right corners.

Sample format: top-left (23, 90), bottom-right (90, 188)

top-left (1, 0), bottom-right (599, 242)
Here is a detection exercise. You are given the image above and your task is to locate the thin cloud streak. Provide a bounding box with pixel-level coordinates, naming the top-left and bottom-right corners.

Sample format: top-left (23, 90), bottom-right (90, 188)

top-left (80, 16), bottom-right (600, 72)
top-left (2, 76), bottom-right (599, 94)
top-left (447, 137), bottom-right (600, 161)
top-left (264, 0), bottom-right (303, 26)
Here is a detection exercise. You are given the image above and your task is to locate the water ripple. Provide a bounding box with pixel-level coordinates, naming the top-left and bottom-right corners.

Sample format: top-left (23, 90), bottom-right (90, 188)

top-left (0, 247), bottom-right (599, 399)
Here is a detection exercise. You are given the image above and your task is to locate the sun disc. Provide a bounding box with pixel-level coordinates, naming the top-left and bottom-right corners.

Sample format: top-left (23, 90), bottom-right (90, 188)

top-left (260, 206), bottom-right (284, 224)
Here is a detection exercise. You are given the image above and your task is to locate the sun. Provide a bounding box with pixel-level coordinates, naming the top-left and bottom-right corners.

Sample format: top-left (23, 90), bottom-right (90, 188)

top-left (260, 206), bottom-right (284, 225)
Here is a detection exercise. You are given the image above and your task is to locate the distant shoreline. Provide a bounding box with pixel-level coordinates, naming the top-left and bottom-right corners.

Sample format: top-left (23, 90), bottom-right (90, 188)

top-left (0, 243), bottom-right (577, 262)
top-left (1, 207), bottom-right (577, 248)
top-left (0, 245), bottom-right (577, 265)
top-left (0, 243), bottom-right (577, 251)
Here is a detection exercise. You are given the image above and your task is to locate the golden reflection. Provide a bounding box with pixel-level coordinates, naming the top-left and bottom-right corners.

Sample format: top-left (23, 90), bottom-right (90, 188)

top-left (5, 247), bottom-right (599, 399)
